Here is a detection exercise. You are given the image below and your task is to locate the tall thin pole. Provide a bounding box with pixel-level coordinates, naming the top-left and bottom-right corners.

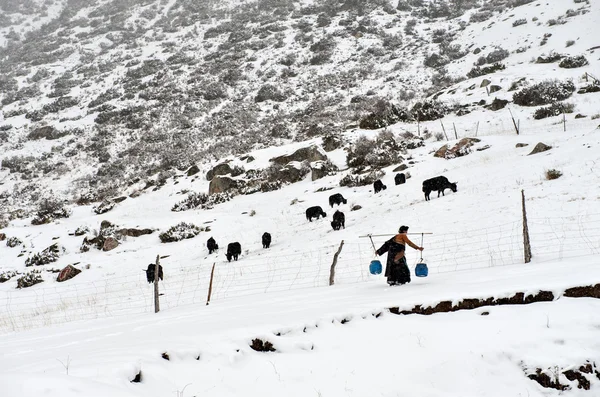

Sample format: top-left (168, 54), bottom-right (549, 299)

top-left (475, 121), bottom-right (479, 137)
top-left (206, 263), bottom-right (216, 306)
top-left (440, 121), bottom-right (449, 141)
top-left (154, 255), bottom-right (160, 313)
top-left (329, 240), bottom-right (344, 286)
top-left (452, 123), bottom-right (458, 139)
top-left (521, 190), bottom-right (532, 263)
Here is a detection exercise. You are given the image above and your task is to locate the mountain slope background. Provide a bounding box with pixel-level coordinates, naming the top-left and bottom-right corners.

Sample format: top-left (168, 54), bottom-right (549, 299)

top-left (0, 0), bottom-right (598, 218)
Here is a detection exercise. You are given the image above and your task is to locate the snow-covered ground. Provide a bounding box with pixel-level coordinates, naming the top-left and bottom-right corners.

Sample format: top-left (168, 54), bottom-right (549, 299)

top-left (1, 115), bottom-right (600, 395)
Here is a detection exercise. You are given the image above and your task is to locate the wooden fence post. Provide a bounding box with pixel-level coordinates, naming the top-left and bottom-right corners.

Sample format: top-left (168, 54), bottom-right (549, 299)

top-left (521, 190), bottom-right (532, 263)
top-left (440, 121), bottom-right (449, 141)
top-left (475, 121), bottom-right (479, 137)
top-left (154, 255), bottom-right (160, 313)
top-left (452, 122), bottom-right (458, 139)
top-left (206, 263), bottom-right (216, 306)
top-left (329, 240), bottom-right (344, 286)
top-left (509, 108), bottom-right (520, 135)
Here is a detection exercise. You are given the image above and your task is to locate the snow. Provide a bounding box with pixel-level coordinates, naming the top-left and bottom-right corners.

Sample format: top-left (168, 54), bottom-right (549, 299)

top-left (1, 0), bottom-right (600, 395)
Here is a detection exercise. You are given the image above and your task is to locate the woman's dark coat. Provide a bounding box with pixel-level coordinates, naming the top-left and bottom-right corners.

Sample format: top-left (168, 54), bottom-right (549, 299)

top-left (376, 238), bottom-right (411, 284)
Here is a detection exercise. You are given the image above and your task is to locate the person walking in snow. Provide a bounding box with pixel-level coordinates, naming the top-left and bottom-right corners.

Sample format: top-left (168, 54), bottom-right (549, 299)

top-left (376, 225), bottom-right (424, 286)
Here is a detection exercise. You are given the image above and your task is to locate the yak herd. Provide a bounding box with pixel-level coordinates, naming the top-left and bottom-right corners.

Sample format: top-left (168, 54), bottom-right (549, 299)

top-left (145, 172), bottom-right (457, 281)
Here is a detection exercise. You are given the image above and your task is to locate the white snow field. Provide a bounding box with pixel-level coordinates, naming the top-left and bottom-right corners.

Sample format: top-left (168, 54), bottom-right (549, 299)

top-left (1, 118), bottom-right (600, 395)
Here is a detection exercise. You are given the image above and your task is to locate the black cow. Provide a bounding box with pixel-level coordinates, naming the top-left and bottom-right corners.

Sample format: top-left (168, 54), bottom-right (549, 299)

top-left (374, 179), bottom-right (387, 194)
top-left (207, 237), bottom-right (219, 254)
top-left (395, 173), bottom-right (406, 185)
top-left (306, 206), bottom-right (327, 222)
top-left (262, 232), bottom-right (271, 249)
top-left (331, 210), bottom-right (345, 231)
top-left (422, 176), bottom-right (458, 201)
top-left (145, 264), bottom-right (163, 283)
top-left (226, 242), bottom-right (242, 262)
top-left (328, 193), bottom-right (347, 208)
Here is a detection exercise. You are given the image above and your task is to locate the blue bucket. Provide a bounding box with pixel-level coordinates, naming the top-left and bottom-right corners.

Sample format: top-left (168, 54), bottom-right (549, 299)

top-left (415, 263), bottom-right (428, 277)
top-left (369, 260), bottom-right (382, 275)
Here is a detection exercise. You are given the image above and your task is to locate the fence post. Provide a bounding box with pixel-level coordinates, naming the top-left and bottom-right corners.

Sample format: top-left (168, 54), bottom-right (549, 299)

top-left (329, 240), bottom-right (344, 286)
top-left (440, 121), bottom-right (449, 141)
top-left (154, 254), bottom-right (160, 313)
top-left (452, 123), bottom-right (458, 139)
top-left (521, 190), bottom-right (532, 263)
top-left (509, 108), bottom-right (520, 135)
top-left (206, 263), bottom-right (216, 306)
top-left (475, 121), bottom-right (479, 137)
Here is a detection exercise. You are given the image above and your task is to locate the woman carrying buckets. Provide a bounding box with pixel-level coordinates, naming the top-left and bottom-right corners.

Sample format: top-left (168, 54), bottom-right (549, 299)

top-left (375, 225), bottom-right (424, 286)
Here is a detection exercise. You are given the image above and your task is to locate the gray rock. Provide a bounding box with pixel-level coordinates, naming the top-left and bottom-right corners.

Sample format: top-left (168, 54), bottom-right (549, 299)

top-left (209, 175), bottom-right (241, 195)
top-left (480, 79), bottom-right (491, 88)
top-left (489, 85), bottom-right (502, 93)
top-left (186, 164), bottom-right (200, 176)
top-left (393, 164), bottom-right (408, 172)
top-left (435, 138), bottom-right (481, 159)
top-left (516, 143), bottom-right (529, 148)
top-left (102, 237), bottom-right (119, 252)
top-left (528, 142), bottom-right (552, 155)
top-left (57, 264), bottom-right (81, 282)
top-left (270, 145), bottom-right (327, 166)
top-left (206, 163), bottom-right (233, 181)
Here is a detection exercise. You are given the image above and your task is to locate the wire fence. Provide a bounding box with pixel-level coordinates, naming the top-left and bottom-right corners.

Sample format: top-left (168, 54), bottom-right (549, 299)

top-left (1, 211), bottom-right (600, 333)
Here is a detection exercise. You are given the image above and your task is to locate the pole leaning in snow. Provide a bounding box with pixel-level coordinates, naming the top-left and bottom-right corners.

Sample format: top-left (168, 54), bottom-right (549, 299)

top-left (154, 254), bottom-right (160, 313)
top-left (329, 240), bottom-right (344, 286)
top-left (521, 190), bottom-right (532, 263)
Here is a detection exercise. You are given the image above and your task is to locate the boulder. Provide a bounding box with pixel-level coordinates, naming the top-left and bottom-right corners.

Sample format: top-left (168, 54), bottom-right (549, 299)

top-left (119, 228), bottom-right (154, 237)
top-left (0, 233), bottom-right (5, 241)
top-left (480, 79), bottom-right (491, 88)
top-left (322, 134), bottom-right (343, 152)
top-left (112, 196), bottom-right (127, 203)
top-left (100, 220), bottom-right (113, 230)
top-left (351, 205), bottom-right (362, 211)
top-left (487, 98), bottom-right (509, 111)
top-left (489, 85), bottom-right (502, 93)
top-left (277, 162), bottom-right (309, 184)
top-left (528, 142), bottom-right (552, 155)
top-left (270, 145), bottom-right (327, 166)
top-left (310, 160), bottom-right (338, 181)
top-left (102, 237), bottom-right (119, 252)
top-left (186, 164), bottom-right (200, 176)
top-left (516, 143), bottom-right (529, 148)
top-left (28, 125), bottom-right (58, 140)
top-left (393, 164), bottom-right (408, 172)
top-left (57, 265), bottom-right (82, 282)
top-left (435, 138), bottom-right (481, 159)
top-left (206, 163), bottom-right (233, 181)
top-left (209, 175), bottom-right (241, 195)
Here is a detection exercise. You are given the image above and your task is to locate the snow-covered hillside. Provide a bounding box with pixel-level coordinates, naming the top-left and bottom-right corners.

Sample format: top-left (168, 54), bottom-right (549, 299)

top-left (0, 0), bottom-right (598, 216)
top-left (1, 0), bottom-right (600, 395)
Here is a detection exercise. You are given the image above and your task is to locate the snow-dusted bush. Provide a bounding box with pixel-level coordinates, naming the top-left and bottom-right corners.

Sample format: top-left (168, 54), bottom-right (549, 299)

top-left (513, 80), bottom-right (576, 106)
top-left (346, 134), bottom-right (406, 170)
top-left (558, 55), bottom-right (588, 69)
top-left (6, 237), bottom-right (22, 248)
top-left (172, 192), bottom-right (209, 212)
top-left (31, 199), bottom-right (72, 225)
top-left (159, 222), bottom-right (204, 243)
top-left (411, 100), bottom-right (449, 122)
top-left (535, 53), bottom-right (563, 64)
top-left (0, 270), bottom-right (19, 283)
top-left (16, 270), bottom-right (43, 289)
top-left (466, 63), bottom-right (505, 78)
top-left (359, 102), bottom-right (411, 130)
top-left (470, 10), bottom-right (493, 23)
top-left (25, 243), bottom-right (60, 267)
top-left (484, 48), bottom-right (509, 63)
top-left (512, 18), bottom-right (527, 27)
top-left (339, 170), bottom-right (385, 188)
top-left (533, 102), bottom-right (574, 120)
top-left (545, 169), bottom-right (562, 180)
top-left (93, 200), bottom-right (116, 215)
top-left (254, 84), bottom-right (286, 102)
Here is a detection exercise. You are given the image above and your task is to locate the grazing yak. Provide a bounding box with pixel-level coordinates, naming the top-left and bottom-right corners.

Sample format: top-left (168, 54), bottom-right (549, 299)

top-left (226, 242), bottom-right (242, 262)
top-left (207, 237), bottom-right (219, 254)
top-left (374, 179), bottom-right (387, 194)
top-left (328, 193), bottom-right (347, 208)
top-left (331, 210), bottom-right (345, 231)
top-left (306, 206), bottom-right (327, 222)
top-left (262, 232), bottom-right (271, 249)
top-left (395, 173), bottom-right (406, 185)
top-left (422, 176), bottom-right (457, 201)
top-left (145, 263), bottom-right (163, 283)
